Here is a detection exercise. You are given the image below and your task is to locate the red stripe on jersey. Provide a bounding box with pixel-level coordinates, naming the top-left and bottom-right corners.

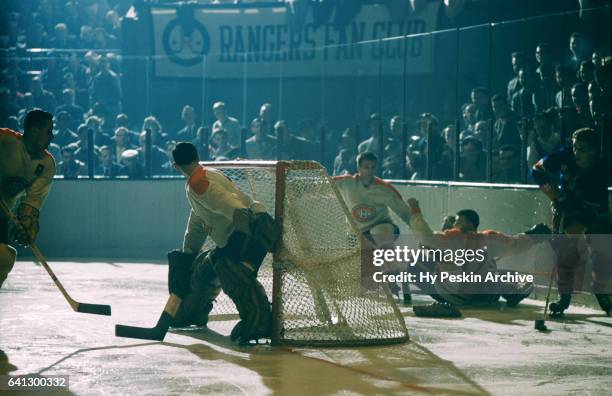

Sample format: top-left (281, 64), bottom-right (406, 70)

top-left (0, 128), bottom-right (22, 139)
top-left (333, 174), bottom-right (357, 181)
top-left (374, 177), bottom-right (402, 199)
top-left (188, 166), bottom-right (210, 195)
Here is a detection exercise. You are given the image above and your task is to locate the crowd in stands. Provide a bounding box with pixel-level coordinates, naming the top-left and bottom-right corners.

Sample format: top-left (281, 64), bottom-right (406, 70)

top-left (1, 1), bottom-right (611, 183)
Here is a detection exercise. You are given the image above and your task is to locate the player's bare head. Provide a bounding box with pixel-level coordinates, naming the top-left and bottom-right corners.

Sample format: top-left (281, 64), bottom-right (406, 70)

top-left (172, 142), bottom-right (199, 168)
top-left (572, 128), bottom-right (599, 168)
top-left (357, 152), bottom-right (377, 184)
top-left (357, 152), bottom-right (377, 168)
top-left (23, 109), bottom-right (54, 155)
top-left (455, 209), bottom-right (479, 232)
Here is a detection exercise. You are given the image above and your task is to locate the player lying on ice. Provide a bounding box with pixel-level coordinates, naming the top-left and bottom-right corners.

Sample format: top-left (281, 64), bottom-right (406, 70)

top-left (405, 198), bottom-right (550, 316)
top-left (168, 142), bottom-right (281, 345)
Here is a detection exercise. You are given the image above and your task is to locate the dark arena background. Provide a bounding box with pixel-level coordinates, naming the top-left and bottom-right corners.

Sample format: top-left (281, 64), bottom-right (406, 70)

top-left (1, 0), bottom-right (611, 394)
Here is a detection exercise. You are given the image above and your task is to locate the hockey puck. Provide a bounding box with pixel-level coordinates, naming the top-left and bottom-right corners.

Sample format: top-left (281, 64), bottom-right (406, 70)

top-left (534, 319), bottom-right (548, 332)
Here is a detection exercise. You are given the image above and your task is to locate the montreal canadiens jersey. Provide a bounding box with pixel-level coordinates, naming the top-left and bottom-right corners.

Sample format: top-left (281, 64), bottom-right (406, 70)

top-left (333, 174), bottom-right (411, 232)
top-left (183, 165), bottom-right (267, 252)
top-left (0, 128), bottom-right (55, 210)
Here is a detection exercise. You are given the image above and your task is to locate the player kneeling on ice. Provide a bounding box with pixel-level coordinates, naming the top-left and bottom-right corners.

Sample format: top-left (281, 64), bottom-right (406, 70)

top-left (333, 152), bottom-right (415, 304)
top-left (1, 110), bottom-right (55, 288)
top-left (407, 199), bottom-right (550, 316)
top-left (170, 142), bottom-right (280, 345)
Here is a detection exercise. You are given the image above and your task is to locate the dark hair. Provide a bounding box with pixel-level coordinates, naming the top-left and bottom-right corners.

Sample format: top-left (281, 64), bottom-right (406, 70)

top-left (23, 109), bottom-right (53, 134)
top-left (456, 209), bottom-right (480, 229)
top-left (572, 128), bottom-right (598, 149)
top-left (357, 152), bottom-right (377, 166)
top-left (512, 51), bottom-right (526, 60)
top-left (172, 142), bottom-right (199, 166)
top-left (471, 86), bottom-right (488, 95)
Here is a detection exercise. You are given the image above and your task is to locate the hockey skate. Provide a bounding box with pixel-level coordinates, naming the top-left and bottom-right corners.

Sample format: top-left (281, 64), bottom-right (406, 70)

top-left (548, 294), bottom-right (571, 317)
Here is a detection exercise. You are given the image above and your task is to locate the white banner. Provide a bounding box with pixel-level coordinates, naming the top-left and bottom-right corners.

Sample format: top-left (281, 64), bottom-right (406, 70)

top-left (152, 3), bottom-right (438, 79)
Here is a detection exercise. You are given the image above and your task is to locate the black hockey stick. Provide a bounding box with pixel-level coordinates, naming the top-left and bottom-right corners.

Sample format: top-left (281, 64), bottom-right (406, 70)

top-left (115, 293), bottom-right (182, 341)
top-left (0, 199), bottom-right (111, 316)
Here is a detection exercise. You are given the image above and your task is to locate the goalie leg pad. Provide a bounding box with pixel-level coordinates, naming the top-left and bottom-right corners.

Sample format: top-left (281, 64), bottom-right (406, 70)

top-left (212, 255), bottom-right (272, 344)
top-left (0, 243), bottom-right (16, 288)
top-left (173, 250), bottom-right (221, 327)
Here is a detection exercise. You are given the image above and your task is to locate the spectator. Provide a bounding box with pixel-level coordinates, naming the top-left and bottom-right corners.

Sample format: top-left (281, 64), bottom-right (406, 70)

top-left (62, 1), bottom-right (82, 36)
top-left (566, 32), bottom-right (591, 72)
top-left (137, 131), bottom-right (169, 174)
top-left (177, 105), bottom-right (198, 141)
top-left (494, 145), bottom-right (521, 183)
top-left (59, 143), bottom-right (85, 179)
top-left (471, 87), bottom-right (492, 122)
top-left (259, 102), bottom-right (275, 136)
top-left (555, 64), bottom-right (574, 108)
top-left (97, 145), bottom-right (122, 178)
top-left (592, 50), bottom-right (604, 69)
top-left (49, 23), bottom-right (75, 49)
top-left (511, 68), bottom-right (541, 119)
top-left (53, 111), bottom-right (79, 148)
top-left (578, 60), bottom-right (596, 85)
top-left (245, 117), bottom-right (276, 160)
top-left (275, 120), bottom-right (313, 160)
top-left (334, 128), bottom-right (357, 176)
top-left (535, 43), bottom-right (551, 68)
top-left (535, 63), bottom-right (558, 112)
top-left (113, 127), bottom-right (136, 165)
top-left (473, 120), bottom-right (490, 148)
top-left (527, 112), bottom-right (561, 168)
top-left (85, 115), bottom-right (112, 147)
top-left (55, 88), bottom-right (84, 130)
top-left (30, 76), bottom-right (57, 113)
top-left (142, 115), bottom-right (167, 147)
top-left (382, 115), bottom-right (407, 177)
top-left (491, 94), bottom-right (520, 150)
top-left (73, 124), bottom-right (97, 168)
top-left (569, 82), bottom-right (593, 128)
top-left (119, 149), bottom-right (145, 179)
top-left (212, 101), bottom-right (241, 147)
top-left (461, 103), bottom-right (478, 137)
top-left (460, 137), bottom-right (486, 182)
top-left (105, 10), bottom-right (122, 42)
top-left (90, 55), bottom-right (122, 120)
top-left (27, 23), bottom-right (49, 48)
top-left (78, 25), bottom-right (95, 49)
top-left (358, 113), bottom-right (385, 154)
top-left (508, 51), bottom-right (528, 102)
top-left (209, 129), bottom-right (239, 161)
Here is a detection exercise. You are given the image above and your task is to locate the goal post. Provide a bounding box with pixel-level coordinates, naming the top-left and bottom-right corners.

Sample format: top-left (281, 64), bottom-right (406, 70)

top-left (200, 160), bottom-right (409, 347)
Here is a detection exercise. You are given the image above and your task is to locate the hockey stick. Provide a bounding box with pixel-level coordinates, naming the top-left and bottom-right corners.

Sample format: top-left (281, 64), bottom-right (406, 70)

top-left (115, 293), bottom-right (182, 341)
top-left (0, 199), bottom-right (111, 316)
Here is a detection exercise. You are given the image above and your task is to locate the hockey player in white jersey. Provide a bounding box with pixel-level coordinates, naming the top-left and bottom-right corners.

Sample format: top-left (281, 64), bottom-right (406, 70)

top-left (169, 142), bottom-right (280, 345)
top-left (333, 152), bottom-right (413, 302)
top-left (0, 109), bottom-right (55, 288)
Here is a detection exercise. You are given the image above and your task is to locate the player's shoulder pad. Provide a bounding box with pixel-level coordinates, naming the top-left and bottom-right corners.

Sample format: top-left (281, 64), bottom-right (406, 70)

top-left (188, 166), bottom-right (210, 195)
top-left (374, 177), bottom-right (402, 198)
top-left (0, 128), bottom-right (22, 140)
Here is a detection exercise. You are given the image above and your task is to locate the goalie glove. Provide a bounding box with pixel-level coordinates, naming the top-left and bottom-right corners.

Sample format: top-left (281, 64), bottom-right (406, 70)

top-left (11, 204), bottom-right (40, 246)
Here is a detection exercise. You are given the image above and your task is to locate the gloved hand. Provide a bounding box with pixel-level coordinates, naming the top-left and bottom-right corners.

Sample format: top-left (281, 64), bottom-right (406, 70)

top-left (11, 204), bottom-right (40, 246)
top-left (524, 223), bottom-right (552, 235)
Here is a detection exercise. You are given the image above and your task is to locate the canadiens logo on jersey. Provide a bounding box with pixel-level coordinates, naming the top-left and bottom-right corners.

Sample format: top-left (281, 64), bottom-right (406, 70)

top-left (352, 204), bottom-right (376, 222)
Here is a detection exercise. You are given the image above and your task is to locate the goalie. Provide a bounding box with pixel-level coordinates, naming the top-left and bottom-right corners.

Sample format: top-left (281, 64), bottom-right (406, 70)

top-left (169, 142), bottom-right (280, 345)
top-left (1, 110), bottom-right (55, 288)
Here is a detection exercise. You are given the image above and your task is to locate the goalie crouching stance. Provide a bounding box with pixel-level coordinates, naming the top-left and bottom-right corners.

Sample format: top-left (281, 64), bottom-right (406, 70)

top-left (170, 142), bottom-right (280, 345)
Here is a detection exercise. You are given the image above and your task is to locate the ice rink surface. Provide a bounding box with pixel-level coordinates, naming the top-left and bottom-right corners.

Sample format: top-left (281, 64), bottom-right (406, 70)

top-left (1, 261), bottom-right (610, 395)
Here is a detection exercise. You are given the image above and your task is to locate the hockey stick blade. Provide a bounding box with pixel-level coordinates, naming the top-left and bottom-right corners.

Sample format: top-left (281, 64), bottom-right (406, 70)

top-left (115, 311), bottom-right (173, 341)
top-left (77, 302), bottom-right (112, 316)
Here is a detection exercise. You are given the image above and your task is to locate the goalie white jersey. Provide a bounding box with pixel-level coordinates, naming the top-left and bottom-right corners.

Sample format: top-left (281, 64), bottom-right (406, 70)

top-left (333, 174), bottom-right (411, 233)
top-left (0, 128), bottom-right (55, 210)
top-left (183, 165), bottom-right (266, 253)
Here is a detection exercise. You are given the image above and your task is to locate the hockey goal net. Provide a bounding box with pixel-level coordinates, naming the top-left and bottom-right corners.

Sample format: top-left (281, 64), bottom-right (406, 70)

top-left (201, 160), bottom-right (409, 346)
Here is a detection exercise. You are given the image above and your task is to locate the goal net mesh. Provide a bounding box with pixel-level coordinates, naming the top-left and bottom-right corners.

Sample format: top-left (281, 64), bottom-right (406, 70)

top-left (203, 161), bottom-right (409, 346)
